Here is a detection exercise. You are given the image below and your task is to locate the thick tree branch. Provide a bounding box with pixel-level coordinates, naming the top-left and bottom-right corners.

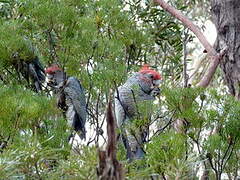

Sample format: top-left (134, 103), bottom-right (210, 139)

top-left (153, 0), bottom-right (227, 88)
top-left (197, 48), bottom-right (227, 87)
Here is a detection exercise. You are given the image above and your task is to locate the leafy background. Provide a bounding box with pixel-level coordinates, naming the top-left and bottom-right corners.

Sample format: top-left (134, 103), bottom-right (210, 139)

top-left (1, 0), bottom-right (239, 179)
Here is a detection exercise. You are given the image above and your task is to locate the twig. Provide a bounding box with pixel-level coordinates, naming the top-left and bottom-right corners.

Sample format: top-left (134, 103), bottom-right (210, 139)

top-left (96, 93), bottom-right (101, 144)
top-left (35, 162), bottom-right (42, 180)
top-left (206, 153), bottom-right (218, 174)
top-left (148, 110), bottom-right (176, 141)
top-left (183, 28), bottom-right (189, 88)
top-left (221, 137), bottom-right (237, 174)
top-left (130, 89), bottom-right (141, 120)
top-left (148, 111), bottom-right (171, 127)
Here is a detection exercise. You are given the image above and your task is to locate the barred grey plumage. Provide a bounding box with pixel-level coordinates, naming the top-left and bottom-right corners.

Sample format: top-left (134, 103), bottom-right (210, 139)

top-left (28, 57), bottom-right (45, 92)
top-left (115, 65), bottom-right (161, 160)
top-left (63, 77), bottom-right (87, 139)
top-left (45, 65), bottom-right (87, 140)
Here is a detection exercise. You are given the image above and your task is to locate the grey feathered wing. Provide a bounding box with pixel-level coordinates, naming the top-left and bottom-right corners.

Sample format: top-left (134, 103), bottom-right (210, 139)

top-left (28, 56), bottom-right (45, 92)
top-left (64, 77), bottom-right (87, 139)
top-left (115, 73), bottom-right (158, 160)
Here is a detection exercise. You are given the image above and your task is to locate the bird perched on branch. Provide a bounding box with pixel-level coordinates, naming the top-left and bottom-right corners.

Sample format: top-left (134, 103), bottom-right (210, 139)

top-left (12, 52), bottom-right (45, 92)
top-left (45, 65), bottom-right (87, 140)
top-left (115, 64), bottom-right (161, 160)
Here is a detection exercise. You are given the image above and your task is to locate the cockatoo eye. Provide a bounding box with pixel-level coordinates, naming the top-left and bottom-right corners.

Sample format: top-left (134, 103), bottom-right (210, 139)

top-left (146, 74), bottom-right (154, 79)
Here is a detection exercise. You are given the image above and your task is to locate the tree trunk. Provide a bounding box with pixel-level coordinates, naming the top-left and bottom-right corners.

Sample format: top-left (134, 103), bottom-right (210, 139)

top-left (211, 0), bottom-right (240, 98)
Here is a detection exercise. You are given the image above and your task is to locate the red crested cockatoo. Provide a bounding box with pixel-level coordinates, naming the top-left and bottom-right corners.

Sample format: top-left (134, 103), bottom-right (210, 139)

top-left (115, 65), bottom-right (161, 160)
top-left (45, 65), bottom-right (87, 140)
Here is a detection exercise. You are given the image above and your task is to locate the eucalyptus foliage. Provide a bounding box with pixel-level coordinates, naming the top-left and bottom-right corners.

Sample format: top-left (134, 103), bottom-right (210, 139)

top-left (0, 0), bottom-right (239, 179)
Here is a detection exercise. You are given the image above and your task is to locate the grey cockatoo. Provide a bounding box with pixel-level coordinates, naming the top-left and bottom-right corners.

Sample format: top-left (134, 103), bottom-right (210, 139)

top-left (115, 65), bottom-right (161, 160)
top-left (45, 65), bottom-right (87, 140)
top-left (12, 50), bottom-right (45, 93)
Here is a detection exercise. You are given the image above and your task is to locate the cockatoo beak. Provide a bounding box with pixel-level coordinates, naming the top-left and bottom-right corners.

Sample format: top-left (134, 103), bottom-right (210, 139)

top-left (153, 79), bottom-right (162, 87)
top-left (46, 74), bottom-right (57, 88)
top-left (46, 74), bottom-right (53, 83)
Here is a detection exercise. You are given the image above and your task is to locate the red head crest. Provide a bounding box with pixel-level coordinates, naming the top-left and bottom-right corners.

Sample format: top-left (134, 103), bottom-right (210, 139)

top-left (45, 64), bottom-right (62, 74)
top-left (139, 64), bottom-right (161, 80)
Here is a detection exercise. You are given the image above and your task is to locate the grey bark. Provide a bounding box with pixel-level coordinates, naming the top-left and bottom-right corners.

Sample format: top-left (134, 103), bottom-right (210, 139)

top-left (211, 0), bottom-right (240, 98)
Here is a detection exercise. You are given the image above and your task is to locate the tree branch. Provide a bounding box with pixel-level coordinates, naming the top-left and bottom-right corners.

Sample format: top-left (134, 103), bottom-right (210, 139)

top-left (153, 0), bottom-right (227, 88)
top-left (197, 47), bottom-right (227, 87)
top-left (96, 96), bottom-right (123, 180)
top-left (183, 28), bottom-right (189, 88)
top-left (153, 0), bottom-right (216, 56)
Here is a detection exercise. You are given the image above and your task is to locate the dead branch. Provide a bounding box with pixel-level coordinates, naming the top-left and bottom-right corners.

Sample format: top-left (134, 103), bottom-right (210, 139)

top-left (96, 97), bottom-right (124, 180)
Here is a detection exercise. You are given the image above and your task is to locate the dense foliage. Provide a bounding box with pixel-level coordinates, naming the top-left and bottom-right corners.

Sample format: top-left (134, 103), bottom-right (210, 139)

top-left (0, 0), bottom-right (239, 179)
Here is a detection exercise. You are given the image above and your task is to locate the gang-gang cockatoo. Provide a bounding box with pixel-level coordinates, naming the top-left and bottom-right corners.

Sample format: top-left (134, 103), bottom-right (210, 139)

top-left (115, 65), bottom-right (161, 160)
top-left (45, 65), bottom-right (87, 140)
